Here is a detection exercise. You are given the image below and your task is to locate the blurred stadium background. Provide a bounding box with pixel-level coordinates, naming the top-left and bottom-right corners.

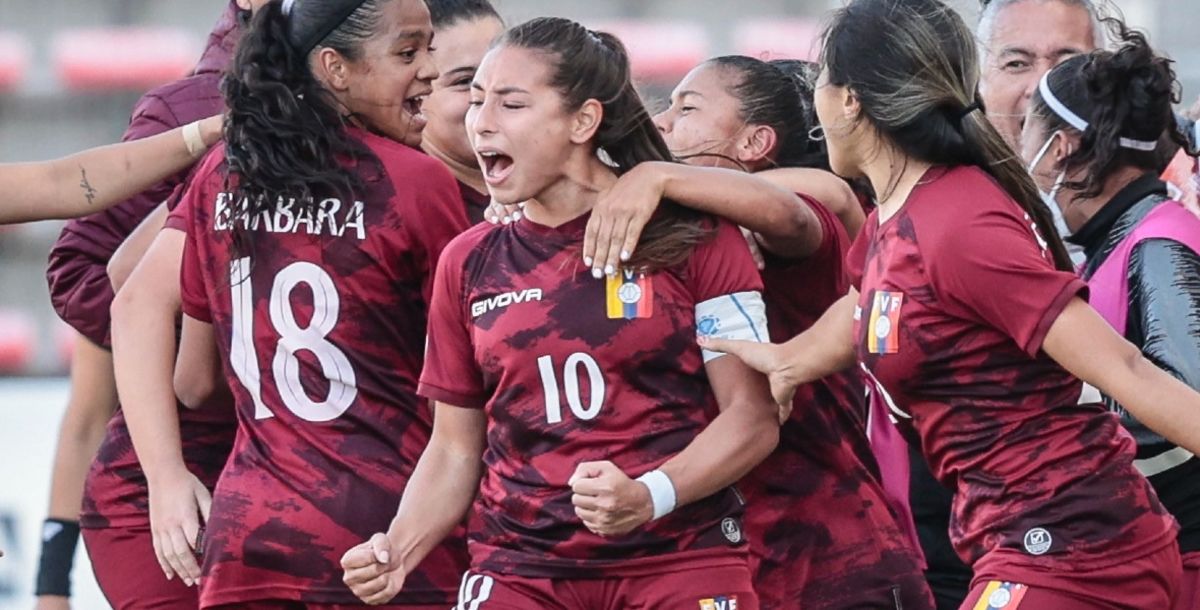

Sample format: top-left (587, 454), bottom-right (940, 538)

top-left (0, 0), bottom-right (1195, 607)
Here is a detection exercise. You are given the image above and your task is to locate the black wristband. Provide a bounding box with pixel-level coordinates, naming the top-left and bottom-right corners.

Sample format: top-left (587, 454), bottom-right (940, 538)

top-left (34, 519), bottom-right (80, 597)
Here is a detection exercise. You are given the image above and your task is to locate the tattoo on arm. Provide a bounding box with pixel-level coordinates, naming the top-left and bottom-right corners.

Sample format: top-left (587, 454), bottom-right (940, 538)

top-left (79, 166), bottom-right (98, 207)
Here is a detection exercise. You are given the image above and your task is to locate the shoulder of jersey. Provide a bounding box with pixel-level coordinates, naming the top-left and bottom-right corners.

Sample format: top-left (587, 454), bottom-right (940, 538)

top-left (135, 72), bottom-right (222, 109)
top-left (359, 132), bottom-right (456, 184)
top-left (195, 143), bottom-right (229, 178)
top-left (445, 220), bottom-right (502, 256)
top-left (913, 165), bottom-right (1012, 219)
top-left (707, 215), bottom-right (745, 245)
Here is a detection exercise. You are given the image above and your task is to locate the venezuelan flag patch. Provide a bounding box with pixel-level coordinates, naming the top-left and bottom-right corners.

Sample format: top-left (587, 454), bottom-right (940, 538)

top-left (698, 595), bottom-right (738, 610)
top-left (867, 290), bottom-right (903, 354)
top-left (606, 269), bottom-right (653, 319)
top-left (973, 581), bottom-right (1028, 610)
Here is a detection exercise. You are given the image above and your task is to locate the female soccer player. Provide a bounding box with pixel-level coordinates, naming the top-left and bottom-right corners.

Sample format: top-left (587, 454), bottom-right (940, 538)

top-left (0, 115), bottom-right (220, 224)
top-left (703, 0), bottom-right (1200, 607)
top-left (583, 55), bottom-right (931, 609)
top-left (115, 0), bottom-right (470, 607)
top-left (424, 0), bottom-right (503, 223)
top-left (37, 4), bottom-right (252, 609)
top-left (1021, 26), bottom-right (1200, 610)
top-left (341, 17), bottom-right (779, 609)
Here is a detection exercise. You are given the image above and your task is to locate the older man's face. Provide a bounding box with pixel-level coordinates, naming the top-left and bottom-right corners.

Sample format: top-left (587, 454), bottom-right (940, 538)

top-left (979, 0), bottom-right (1097, 149)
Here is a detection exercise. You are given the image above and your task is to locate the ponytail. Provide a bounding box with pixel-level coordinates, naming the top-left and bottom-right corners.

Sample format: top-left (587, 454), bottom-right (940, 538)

top-left (221, 0), bottom-right (383, 256)
top-left (959, 108), bottom-right (1075, 270)
top-left (1031, 18), bottom-right (1198, 202)
top-left (500, 18), bottom-right (715, 271)
top-left (704, 56), bottom-right (829, 171)
top-left (822, 0), bottom-right (1074, 271)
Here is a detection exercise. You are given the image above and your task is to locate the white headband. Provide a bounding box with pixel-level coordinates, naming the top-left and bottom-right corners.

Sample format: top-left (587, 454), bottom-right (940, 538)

top-left (1038, 72), bottom-right (1158, 152)
top-left (281, 0), bottom-right (297, 16)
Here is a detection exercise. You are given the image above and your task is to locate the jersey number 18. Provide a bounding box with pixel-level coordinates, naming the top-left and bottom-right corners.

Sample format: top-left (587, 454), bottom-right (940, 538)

top-left (228, 257), bottom-right (358, 423)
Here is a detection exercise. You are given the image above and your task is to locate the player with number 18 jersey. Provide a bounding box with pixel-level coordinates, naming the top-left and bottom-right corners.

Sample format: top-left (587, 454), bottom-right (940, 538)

top-left (175, 129), bottom-right (470, 608)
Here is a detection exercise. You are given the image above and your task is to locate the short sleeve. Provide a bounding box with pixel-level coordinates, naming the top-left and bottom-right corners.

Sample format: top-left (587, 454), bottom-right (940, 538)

top-left (177, 181), bottom-right (212, 324)
top-left (376, 149), bottom-right (471, 308)
top-left (687, 220), bottom-right (765, 302)
top-left (163, 184), bottom-right (191, 232)
top-left (411, 175), bottom-right (471, 307)
top-left (689, 220), bottom-right (769, 361)
top-left (417, 236), bottom-right (488, 408)
top-left (929, 201), bottom-right (1086, 356)
top-left (801, 194), bottom-right (847, 266)
top-left (845, 212), bottom-right (877, 291)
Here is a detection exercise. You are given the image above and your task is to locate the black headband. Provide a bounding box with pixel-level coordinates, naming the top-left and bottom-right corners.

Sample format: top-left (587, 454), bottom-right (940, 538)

top-left (288, 0), bottom-right (370, 56)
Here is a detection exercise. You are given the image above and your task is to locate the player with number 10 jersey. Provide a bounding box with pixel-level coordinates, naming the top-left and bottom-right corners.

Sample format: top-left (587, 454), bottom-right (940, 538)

top-left (342, 18), bottom-right (780, 610)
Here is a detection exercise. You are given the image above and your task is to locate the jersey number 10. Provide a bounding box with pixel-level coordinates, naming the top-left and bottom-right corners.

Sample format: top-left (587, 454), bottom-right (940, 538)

top-left (537, 352), bottom-right (605, 424)
top-left (229, 257), bottom-right (358, 423)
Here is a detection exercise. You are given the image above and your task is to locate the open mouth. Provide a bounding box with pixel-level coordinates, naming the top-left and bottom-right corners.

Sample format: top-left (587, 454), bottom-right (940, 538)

top-left (402, 94), bottom-right (427, 120)
top-left (478, 149), bottom-right (515, 186)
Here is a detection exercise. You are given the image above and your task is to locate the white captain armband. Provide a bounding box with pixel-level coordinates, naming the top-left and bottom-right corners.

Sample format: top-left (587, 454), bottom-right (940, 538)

top-left (696, 291), bottom-right (769, 363)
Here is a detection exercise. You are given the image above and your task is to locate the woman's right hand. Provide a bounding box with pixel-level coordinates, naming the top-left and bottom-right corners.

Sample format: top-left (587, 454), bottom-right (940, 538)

top-left (147, 467), bottom-right (211, 587)
top-left (485, 200), bottom-right (524, 225)
top-left (341, 533), bottom-right (407, 605)
top-left (698, 337), bottom-right (798, 413)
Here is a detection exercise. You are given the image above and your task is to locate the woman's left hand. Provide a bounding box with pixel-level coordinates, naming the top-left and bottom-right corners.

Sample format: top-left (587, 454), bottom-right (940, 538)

top-left (582, 163), bottom-right (669, 278)
top-left (569, 461), bottom-right (653, 537)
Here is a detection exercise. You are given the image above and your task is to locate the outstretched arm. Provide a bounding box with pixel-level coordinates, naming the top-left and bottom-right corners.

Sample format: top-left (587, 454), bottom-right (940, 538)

top-left (757, 167), bottom-right (866, 238)
top-left (582, 161), bottom-right (823, 275)
top-left (1043, 296), bottom-right (1200, 455)
top-left (0, 116), bottom-right (221, 224)
top-left (700, 290), bottom-right (860, 406)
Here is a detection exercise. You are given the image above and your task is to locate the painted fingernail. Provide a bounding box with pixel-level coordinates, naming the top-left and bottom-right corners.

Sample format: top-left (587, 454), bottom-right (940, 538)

top-left (502, 216), bottom-right (511, 225)
top-left (584, 257), bottom-right (594, 267)
top-left (512, 211), bottom-right (522, 221)
top-left (620, 250), bottom-right (631, 262)
top-left (604, 265), bottom-right (615, 276)
top-left (592, 268), bottom-right (603, 279)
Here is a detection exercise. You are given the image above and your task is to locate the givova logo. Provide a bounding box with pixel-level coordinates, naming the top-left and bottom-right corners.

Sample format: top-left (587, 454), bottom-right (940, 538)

top-left (699, 595), bottom-right (738, 610)
top-left (470, 289), bottom-right (543, 318)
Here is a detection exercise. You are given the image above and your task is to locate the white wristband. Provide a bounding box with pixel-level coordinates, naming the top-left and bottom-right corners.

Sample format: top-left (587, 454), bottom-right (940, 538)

top-left (182, 120), bottom-right (206, 158)
top-left (636, 469), bottom-right (677, 521)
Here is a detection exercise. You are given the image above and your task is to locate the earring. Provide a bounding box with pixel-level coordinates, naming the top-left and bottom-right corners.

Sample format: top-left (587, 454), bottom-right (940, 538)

top-left (808, 126), bottom-right (826, 142)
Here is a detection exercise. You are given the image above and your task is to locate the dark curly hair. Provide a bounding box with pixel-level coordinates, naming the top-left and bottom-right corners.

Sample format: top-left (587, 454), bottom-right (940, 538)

top-left (1030, 18), bottom-right (1198, 201)
top-left (221, 0), bottom-right (389, 256)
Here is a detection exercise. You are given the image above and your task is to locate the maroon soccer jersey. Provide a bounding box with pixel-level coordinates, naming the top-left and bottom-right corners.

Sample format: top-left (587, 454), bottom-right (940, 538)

top-left (176, 130), bottom-right (470, 606)
top-left (81, 182), bottom-right (237, 532)
top-left (847, 166), bottom-right (1177, 585)
top-left (49, 4), bottom-right (243, 532)
top-left (747, 196), bottom-right (930, 609)
top-left (419, 215), bottom-right (764, 579)
top-left (458, 181), bottom-right (489, 225)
